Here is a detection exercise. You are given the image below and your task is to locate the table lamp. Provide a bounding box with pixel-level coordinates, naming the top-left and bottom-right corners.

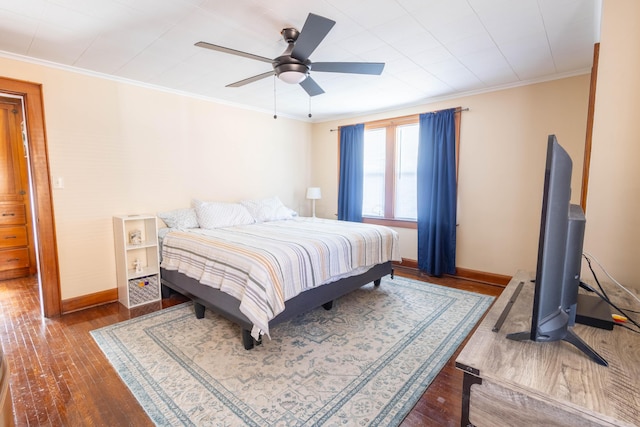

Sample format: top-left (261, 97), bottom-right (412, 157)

top-left (306, 187), bottom-right (322, 218)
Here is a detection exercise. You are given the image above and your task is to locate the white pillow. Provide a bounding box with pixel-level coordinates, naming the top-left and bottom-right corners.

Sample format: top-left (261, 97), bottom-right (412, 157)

top-left (157, 208), bottom-right (199, 229)
top-left (194, 200), bottom-right (255, 229)
top-left (241, 197), bottom-right (296, 222)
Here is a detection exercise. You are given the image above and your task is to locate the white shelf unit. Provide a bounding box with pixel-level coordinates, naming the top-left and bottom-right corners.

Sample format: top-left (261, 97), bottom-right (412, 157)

top-left (113, 214), bottom-right (161, 308)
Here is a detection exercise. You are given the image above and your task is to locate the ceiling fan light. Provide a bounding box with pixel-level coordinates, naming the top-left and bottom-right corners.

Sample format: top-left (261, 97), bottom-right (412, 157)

top-left (278, 70), bottom-right (307, 84)
top-left (275, 62), bottom-right (309, 84)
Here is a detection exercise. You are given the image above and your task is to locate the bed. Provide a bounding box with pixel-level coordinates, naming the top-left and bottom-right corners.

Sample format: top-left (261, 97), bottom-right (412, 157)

top-left (159, 210), bottom-right (399, 350)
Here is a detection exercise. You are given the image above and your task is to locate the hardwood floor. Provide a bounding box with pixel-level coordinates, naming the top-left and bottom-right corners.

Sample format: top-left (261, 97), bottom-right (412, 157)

top-left (0, 269), bottom-right (503, 426)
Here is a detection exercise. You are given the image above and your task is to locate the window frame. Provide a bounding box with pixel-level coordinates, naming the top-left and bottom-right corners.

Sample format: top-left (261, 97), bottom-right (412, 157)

top-left (354, 110), bottom-right (461, 230)
top-left (362, 114), bottom-right (420, 227)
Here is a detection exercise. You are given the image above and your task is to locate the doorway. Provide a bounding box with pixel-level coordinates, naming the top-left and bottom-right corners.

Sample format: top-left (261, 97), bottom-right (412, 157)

top-left (0, 77), bottom-right (61, 317)
top-left (0, 95), bottom-right (37, 280)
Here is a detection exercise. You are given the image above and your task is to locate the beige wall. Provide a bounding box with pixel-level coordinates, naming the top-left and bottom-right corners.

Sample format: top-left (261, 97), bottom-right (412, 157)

top-left (585, 0), bottom-right (640, 289)
top-left (1, 56), bottom-right (313, 300)
top-left (311, 75), bottom-right (591, 275)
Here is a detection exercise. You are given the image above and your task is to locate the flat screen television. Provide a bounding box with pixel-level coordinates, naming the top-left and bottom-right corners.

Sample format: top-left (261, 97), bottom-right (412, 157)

top-left (506, 135), bottom-right (608, 366)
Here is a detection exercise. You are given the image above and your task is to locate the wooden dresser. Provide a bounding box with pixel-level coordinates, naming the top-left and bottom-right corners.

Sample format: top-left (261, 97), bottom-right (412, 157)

top-left (0, 96), bottom-right (35, 280)
top-left (456, 270), bottom-right (640, 427)
top-left (0, 202), bottom-right (30, 279)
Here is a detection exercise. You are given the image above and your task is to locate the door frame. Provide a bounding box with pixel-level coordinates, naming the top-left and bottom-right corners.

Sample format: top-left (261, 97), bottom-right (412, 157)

top-left (1, 76), bottom-right (61, 317)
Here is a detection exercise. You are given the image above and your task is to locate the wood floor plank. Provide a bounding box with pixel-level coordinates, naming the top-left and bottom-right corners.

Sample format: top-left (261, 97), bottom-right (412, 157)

top-left (0, 269), bottom-right (502, 426)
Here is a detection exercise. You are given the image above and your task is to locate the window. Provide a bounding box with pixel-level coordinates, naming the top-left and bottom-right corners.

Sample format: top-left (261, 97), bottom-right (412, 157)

top-left (340, 110), bottom-right (460, 229)
top-left (362, 128), bottom-right (386, 217)
top-left (362, 116), bottom-right (419, 225)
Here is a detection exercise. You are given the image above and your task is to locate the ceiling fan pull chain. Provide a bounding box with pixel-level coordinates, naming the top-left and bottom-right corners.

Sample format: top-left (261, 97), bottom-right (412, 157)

top-left (273, 75), bottom-right (278, 119)
top-left (308, 97), bottom-right (312, 118)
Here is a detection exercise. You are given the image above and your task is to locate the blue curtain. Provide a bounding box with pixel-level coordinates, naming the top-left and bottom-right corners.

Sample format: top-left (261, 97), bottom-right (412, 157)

top-left (338, 123), bottom-right (364, 222)
top-left (417, 109), bottom-right (457, 276)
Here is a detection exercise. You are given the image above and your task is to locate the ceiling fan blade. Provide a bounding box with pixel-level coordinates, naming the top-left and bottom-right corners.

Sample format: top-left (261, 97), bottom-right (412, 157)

top-left (300, 77), bottom-right (325, 97)
top-left (195, 41), bottom-right (273, 64)
top-left (312, 62), bottom-right (385, 75)
top-left (226, 71), bottom-right (275, 88)
top-left (291, 13), bottom-right (335, 61)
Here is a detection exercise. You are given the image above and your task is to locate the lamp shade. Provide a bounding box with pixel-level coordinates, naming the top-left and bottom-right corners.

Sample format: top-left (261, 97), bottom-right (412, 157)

top-left (278, 70), bottom-right (307, 84)
top-left (276, 63), bottom-right (309, 84)
top-left (306, 187), bottom-right (322, 200)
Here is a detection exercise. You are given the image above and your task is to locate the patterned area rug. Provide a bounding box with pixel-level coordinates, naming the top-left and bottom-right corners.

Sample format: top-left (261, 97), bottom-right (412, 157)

top-left (91, 276), bottom-right (493, 426)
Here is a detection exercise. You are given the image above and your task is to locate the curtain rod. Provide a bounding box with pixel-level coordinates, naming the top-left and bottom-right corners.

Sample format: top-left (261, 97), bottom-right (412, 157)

top-left (329, 107), bottom-right (469, 132)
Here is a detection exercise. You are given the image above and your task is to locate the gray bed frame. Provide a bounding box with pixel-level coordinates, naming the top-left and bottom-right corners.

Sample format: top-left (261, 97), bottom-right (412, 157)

top-left (160, 261), bottom-right (393, 349)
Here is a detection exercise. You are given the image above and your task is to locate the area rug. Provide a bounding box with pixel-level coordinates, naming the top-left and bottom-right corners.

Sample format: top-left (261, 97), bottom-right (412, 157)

top-left (91, 275), bottom-right (494, 426)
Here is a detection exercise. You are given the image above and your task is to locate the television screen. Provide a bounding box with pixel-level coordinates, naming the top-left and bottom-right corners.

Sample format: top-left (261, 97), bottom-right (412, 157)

top-left (531, 135), bottom-right (573, 341)
top-left (506, 135), bottom-right (607, 366)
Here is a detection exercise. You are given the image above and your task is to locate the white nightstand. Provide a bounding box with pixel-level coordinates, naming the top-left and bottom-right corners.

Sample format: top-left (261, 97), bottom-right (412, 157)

top-left (113, 214), bottom-right (161, 308)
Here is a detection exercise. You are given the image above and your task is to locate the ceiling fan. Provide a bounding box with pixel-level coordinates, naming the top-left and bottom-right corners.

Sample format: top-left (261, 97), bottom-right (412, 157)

top-left (195, 13), bottom-right (385, 97)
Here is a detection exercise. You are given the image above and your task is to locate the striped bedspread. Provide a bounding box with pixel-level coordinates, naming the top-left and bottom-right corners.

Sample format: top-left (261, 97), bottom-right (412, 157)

top-left (160, 217), bottom-right (400, 339)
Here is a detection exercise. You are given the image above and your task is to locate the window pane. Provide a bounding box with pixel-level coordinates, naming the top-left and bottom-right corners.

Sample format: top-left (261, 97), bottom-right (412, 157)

top-left (362, 128), bottom-right (386, 217)
top-left (394, 124), bottom-right (418, 220)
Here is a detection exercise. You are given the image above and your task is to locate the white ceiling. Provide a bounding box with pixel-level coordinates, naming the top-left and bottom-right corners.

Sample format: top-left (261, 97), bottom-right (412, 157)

top-left (0, 0), bottom-right (601, 122)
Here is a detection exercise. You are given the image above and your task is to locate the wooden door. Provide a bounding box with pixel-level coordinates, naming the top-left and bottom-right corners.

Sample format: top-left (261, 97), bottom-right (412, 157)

top-left (0, 96), bottom-right (36, 279)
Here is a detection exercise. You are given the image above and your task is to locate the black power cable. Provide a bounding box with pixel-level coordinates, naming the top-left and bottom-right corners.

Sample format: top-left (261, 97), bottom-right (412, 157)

top-left (583, 254), bottom-right (610, 301)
